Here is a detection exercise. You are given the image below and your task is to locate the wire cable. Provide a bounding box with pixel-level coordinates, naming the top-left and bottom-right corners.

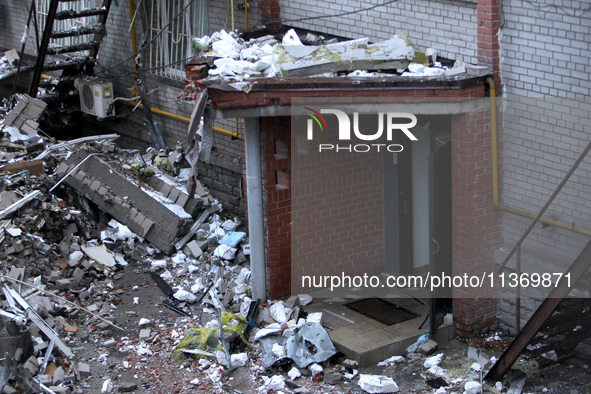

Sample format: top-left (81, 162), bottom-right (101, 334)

top-left (97, 0), bottom-right (201, 75)
top-left (273, 0), bottom-right (400, 24)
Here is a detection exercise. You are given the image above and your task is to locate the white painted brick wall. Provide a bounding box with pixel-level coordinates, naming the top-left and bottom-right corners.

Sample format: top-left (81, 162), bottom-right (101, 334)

top-left (278, 0), bottom-right (478, 64)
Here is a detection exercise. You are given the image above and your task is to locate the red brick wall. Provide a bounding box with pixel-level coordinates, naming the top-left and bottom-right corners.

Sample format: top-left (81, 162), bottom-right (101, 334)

top-left (260, 0), bottom-right (280, 30)
top-left (261, 117), bottom-right (292, 298)
top-left (451, 110), bottom-right (501, 336)
top-left (290, 115), bottom-right (386, 294)
top-left (477, 0), bottom-right (502, 88)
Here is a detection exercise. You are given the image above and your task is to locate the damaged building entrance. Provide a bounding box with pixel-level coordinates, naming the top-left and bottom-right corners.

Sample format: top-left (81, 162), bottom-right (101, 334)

top-left (383, 116), bottom-right (453, 333)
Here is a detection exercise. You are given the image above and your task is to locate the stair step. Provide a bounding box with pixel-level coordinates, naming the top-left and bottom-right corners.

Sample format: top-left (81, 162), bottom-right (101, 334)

top-left (43, 58), bottom-right (91, 71)
top-left (539, 303), bottom-right (591, 337)
top-left (525, 329), bottom-right (591, 358)
top-left (47, 42), bottom-right (99, 55)
top-left (50, 24), bottom-right (105, 39)
top-left (55, 7), bottom-right (108, 20)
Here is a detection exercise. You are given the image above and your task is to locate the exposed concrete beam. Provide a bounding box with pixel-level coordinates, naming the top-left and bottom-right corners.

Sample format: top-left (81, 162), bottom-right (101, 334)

top-left (211, 98), bottom-right (490, 119)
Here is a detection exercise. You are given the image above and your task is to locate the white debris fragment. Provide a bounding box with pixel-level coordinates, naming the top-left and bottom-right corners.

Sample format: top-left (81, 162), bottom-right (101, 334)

top-left (424, 353), bottom-right (444, 369)
top-left (288, 366), bottom-right (301, 381)
top-left (309, 363), bottom-right (323, 376)
top-left (171, 251), bottom-right (187, 265)
top-left (138, 318), bottom-right (151, 326)
top-left (198, 359), bottom-right (212, 370)
top-left (470, 362), bottom-right (482, 371)
top-left (161, 269), bottom-right (173, 281)
top-left (272, 343), bottom-right (286, 358)
top-left (358, 374), bottom-right (399, 393)
top-left (101, 378), bottom-right (113, 393)
top-left (210, 30), bottom-right (242, 59)
top-left (378, 355), bottom-right (404, 366)
top-left (189, 378), bottom-right (200, 385)
top-left (464, 381), bottom-right (482, 394)
top-left (306, 312), bottom-right (322, 324)
top-left (133, 297), bottom-right (139, 305)
top-left (137, 343), bottom-right (153, 356)
top-left (231, 352), bottom-right (248, 367)
top-left (151, 260), bottom-right (167, 269)
top-left (69, 250), bottom-right (84, 263)
top-left (253, 324), bottom-right (282, 341)
top-left (213, 244), bottom-right (237, 260)
top-left (297, 294), bottom-right (313, 306)
top-left (282, 29), bottom-right (303, 46)
top-left (174, 289), bottom-right (197, 303)
top-left (269, 301), bottom-right (288, 324)
top-left (495, 381), bottom-right (503, 391)
top-left (263, 375), bottom-right (285, 391)
top-left (191, 277), bottom-right (205, 294)
top-left (345, 369), bottom-right (359, 379)
top-left (428, 365), bottom-right (447, 377)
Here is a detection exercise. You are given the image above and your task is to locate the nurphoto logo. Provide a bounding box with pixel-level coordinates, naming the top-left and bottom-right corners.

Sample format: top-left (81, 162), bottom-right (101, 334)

top-left (304, 108), bottom-right (418, 153)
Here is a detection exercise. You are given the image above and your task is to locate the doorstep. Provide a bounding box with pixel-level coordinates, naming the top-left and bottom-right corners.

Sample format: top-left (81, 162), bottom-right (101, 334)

top-left (304, 297), bottom-right (454, 367)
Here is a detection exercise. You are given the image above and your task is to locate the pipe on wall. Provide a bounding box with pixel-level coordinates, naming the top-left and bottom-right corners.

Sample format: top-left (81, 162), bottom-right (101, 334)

top-left (487, 77), bottom-right (591, 238)
top-left (244, 117), bottom-right (267, 301)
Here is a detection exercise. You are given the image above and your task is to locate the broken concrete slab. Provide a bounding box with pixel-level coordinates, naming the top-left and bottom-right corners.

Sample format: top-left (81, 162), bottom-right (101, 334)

top-left (56, 152), bottom-right (194, 253)
top-left (358, 374), bottom-right (399, 393)
top-left (418, 339), bottom-right (439, 356)
top-left (3, 94), bottom-right (47, 130)
top-left (273, 35), bottom-right (414, 77)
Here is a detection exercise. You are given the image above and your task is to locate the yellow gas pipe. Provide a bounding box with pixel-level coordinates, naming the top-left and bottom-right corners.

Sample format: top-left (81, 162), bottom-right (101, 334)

top-left (123, 0), bottom-right (240, 140)
top-left (487, 77), bottom-right (591, 237)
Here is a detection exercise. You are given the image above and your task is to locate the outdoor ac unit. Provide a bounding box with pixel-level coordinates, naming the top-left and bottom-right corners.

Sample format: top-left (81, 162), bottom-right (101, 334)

top-left (79, 80), bottom-right (114, 118)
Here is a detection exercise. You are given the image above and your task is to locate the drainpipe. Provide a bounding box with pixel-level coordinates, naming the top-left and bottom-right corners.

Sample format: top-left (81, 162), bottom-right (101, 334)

top-left (124, 0), bottom-right (240, 139)
top-left (244, 117), bottom-right (267, 301)
top-left (487, 78), bottom-right (591, 237)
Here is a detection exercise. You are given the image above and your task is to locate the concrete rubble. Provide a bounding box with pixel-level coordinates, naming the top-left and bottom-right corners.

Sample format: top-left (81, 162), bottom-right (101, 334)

top-left (0, 91), bottom-right (575, 393)
top-left (179, 28), bottom-right (491, 100)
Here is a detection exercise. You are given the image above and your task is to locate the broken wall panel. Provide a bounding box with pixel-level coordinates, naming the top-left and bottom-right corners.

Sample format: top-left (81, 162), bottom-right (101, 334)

top-left (56, 152), bottom-right (194, 253)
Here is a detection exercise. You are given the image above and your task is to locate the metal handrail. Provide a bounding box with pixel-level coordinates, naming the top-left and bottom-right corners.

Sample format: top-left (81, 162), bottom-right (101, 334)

top-left (495, 139), bottom-right (591, 332)
top-left (495, 139), bottom-right (591, 275)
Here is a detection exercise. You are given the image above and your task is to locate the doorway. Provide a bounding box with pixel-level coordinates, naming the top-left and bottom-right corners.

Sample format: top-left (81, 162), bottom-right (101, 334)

top-left (383, 117), bottom-right (452, 333)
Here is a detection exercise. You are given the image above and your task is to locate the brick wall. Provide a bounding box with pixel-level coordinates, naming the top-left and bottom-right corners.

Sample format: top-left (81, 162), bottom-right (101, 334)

top-left (498, 0), bottom-right (591, 332)
top-left (500, 0), bottom-right (591, 97)
top-left (278, 0), bottom-right (478, 65)
top-left (290, 115), bottom-right (386, 295)
top-left (451, 109), bottom-right (501, 336)
top-left (261, 117), bottom-right (291, 298)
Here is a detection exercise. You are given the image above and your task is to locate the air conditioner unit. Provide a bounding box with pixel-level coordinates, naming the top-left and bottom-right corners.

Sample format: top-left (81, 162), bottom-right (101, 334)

top-left (79, 79), bottom-right (114, 118)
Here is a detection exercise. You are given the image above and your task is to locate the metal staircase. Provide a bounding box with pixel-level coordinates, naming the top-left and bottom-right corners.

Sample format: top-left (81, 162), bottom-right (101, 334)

top-left (485, 139), bottom-right (591, 381)
top-left (29, 0), bottom-right (112, 97)
top-left (486, 242), bottom-right (591, 380)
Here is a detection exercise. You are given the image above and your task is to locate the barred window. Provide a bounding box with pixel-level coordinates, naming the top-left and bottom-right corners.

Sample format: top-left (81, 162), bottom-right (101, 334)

top-left (149, 0), bottom-right (208, 80)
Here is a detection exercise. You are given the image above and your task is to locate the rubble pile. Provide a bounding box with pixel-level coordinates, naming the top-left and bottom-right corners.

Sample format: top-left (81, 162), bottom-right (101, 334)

top-left (179, 28), bottom-right (491, 100)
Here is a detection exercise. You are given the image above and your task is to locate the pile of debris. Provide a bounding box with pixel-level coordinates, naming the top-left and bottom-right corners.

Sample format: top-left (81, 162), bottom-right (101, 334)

top-left (0, 49), bottom-right (20, 80)
top-left (179, 28), bottom-right (491, 99)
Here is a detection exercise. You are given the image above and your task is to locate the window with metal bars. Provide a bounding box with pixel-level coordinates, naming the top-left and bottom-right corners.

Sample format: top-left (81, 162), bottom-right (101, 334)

top-left (149, 0), bottom-right (208, 81)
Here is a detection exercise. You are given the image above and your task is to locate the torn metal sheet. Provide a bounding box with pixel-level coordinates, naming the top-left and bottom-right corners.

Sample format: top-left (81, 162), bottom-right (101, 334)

top-left (34, 134), bottom-right (119, 160)
top-left (40, 338), bottom-right (55, 375)
top-left (186, 88), bottom-right (208, 197)
top-left (5, 286), bottom-right (74, 358)
top-left (175, 209), bottom-right (210, 250)
top-left (285, 322), bottom-right (337, 368)
top-left (0, 190), bottom-right (42, 220)
top-left (260, 335), bottom-right (288, 368)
